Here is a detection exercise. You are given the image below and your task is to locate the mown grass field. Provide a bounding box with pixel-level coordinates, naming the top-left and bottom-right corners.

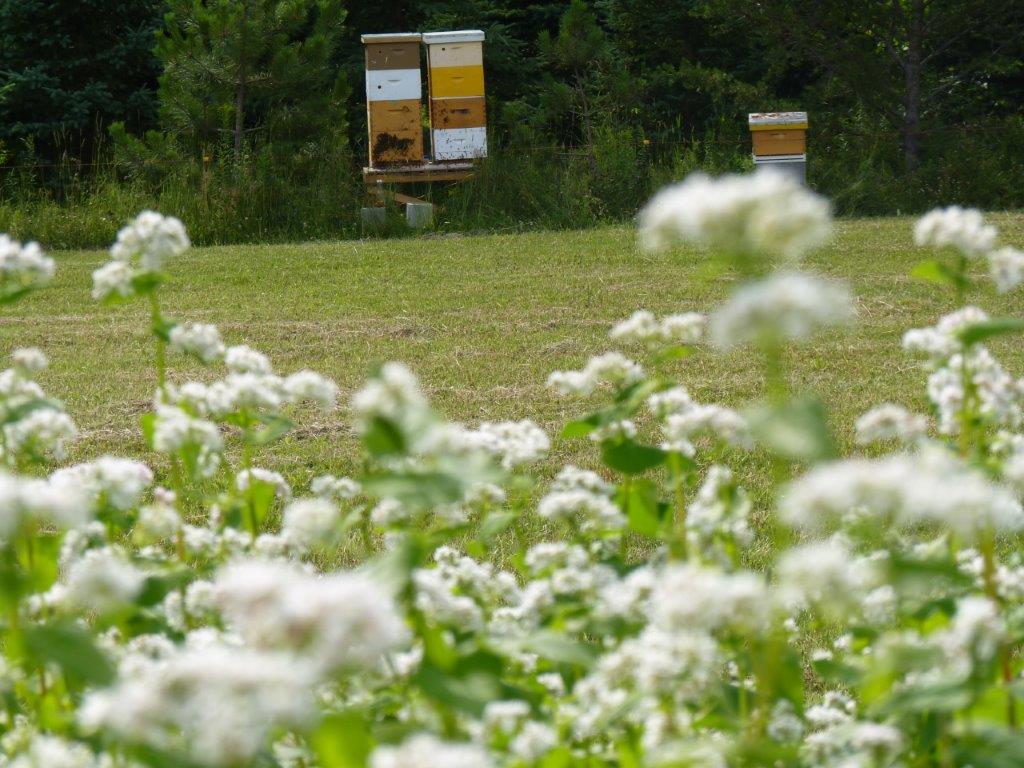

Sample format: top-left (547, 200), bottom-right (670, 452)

top-left (7, 214), bottom-right (1024, 501)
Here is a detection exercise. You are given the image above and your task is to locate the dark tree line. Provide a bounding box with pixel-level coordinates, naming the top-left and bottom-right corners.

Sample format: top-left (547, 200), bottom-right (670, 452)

top-left (1, 0), bottom-right (1022, 180)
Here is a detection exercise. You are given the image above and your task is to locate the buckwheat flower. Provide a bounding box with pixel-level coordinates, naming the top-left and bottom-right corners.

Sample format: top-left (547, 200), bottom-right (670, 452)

top-left (281, 497), bottom-right (339, 548)
top-left (550, 465), bottom-right (614, 495)
top-left (51, 456), bottom-right (154, 511)
top-left (110, 210), bottom-right (189, 269)
top-left (510, 721), bottom-right (558, 762)
top-left (311, 474), bottom-right (361, 501)
top-left (914, 206), bottom-right (997, 258)
top-left (638, 170), bottom-right (832, 260)
top-left (169, 322), bottom-right (225, 363)
top-left (11, 347), bottom-right (47, 375)
top-left (902, 306), bottom-right (990, 362)
top-left (537, 488), bottom-right (625, 532)
top-left (236, 467), bottom-right (291, 501)
top-left (850, 722), bottom-right (904, 757)
top-left (779, 448), bottom-right (1024, 537)
top-left (652, 563), bottom-right (772, 632)
top-left (767, 700), bottom-right (804, 742)
top-left (90, 259), bottom-right (134, 300)
top-left (64, 547), bottom-right (145, 613)
top-left (941, 596), bottom-right (1004, 663)
top-left (0, 234), bottom-right (55, 298)
top-left (214, 559), bottom-right (408, 673)
top-left (775, 539), bottom-right (876, 616)
top-left (646, 386), bottom-right (693, 419)
top-left (137, 497), bottom-right (182, 540)
top-left (370, 734), bottom-right (493, 768)
top-left (370, 497), bottom-right (409, 527)
top-left (79, 643), bottom-right (316, 767)
top-left (6, 735), bottom-right (97, 768)
top-left (589, 418), bottom-right (637, 443)
top-left (610, 310), bottom-right (660, 344)
top-left (686, 465), bottom-right (752, 548)
top-left (483, 699), bottom-right (531, 734)
top-left (663, 403), bottom-right (751, 450)
top-left (547, 351), bottom-right (644, 396)
top-left (854, 404), bottom-right (928, 446)
top-left (660, 312), bottom-right (706, 345)
top-left (464, 419), bottom-right (551, 468)
top-left (152, 405), bottom-right (223, 476)
top-left (4, 407), bottom-right (77, 460)
top-left (987, 246), bottom-right (1024, 293)
top-left (284, 370), bottom-right (339, 411)
top-left (711, 272), bottom-right (855, 348)
top-left (224, 344), bottom-right (273, 374)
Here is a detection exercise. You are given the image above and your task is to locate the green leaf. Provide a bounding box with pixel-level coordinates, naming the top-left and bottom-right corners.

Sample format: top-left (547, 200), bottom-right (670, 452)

top-left (602, 440), bottom-right (667, 475)
top-left (140, 412), bottom-right (157, 450)
top-left (620, 478), bottom-right (662, 537)
top-left (246, 414), bottom-right (294, 446)
top-left (23, 621), bottom-right (115, 686)
top-left (312, 711), bottom-right (374, 768)
top-left (479, 510), bottom-right (517, 541)
top-left (958, 317), bottom-right (1024, 346)
top-left (362, 416), bottom-right (407, 456)
top-left (517, 631), bottom-right (597, 668)
top-left (561, 418), bottom-right (598, 439)
top-left (363, 471), bottom-right (464, 508)
top-left (413, 661), bottom-right (502, 717)
top-left (911, 259), bottom-right (968, 290)
top-left (130, 271), bottom-right (165, 295)
top-left (152, 315), bottom-right (177, 342)
top-left (136, 570), bottom-right (193, 608)
top-left (748, 396), bottom-right (835, 462)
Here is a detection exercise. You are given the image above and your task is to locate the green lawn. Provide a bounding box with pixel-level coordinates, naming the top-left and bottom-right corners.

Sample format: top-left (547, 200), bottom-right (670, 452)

top-left (7, 214), bottom-right (1024, 495)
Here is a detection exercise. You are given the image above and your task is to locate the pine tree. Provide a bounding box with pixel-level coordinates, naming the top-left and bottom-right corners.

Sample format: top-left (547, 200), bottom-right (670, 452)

top-left (0, 0), bottom-right (162, 166)
top-left (156, 0), bottom-right (349, 162)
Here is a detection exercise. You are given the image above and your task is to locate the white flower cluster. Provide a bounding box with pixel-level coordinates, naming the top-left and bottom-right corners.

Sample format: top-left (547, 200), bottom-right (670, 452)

top-left (638, 169), bottom-right (832, 260)
top-left (92, 211), bottom-right (189, 300)
top-left (854, 404), bottom-right (928, 446)
top-left (609, 310), bottom-right (706, 347)
top-left (914, 206), bottom-right (997, 258)
top-left (547, 351), bottom-right (644, 396)
top-left (1, 349), bottom-right (77, 463)
top-left (164, 339), bottom-right (338, 418)
top-left (536, 465), bottom-right (624, 532)
top-left (0, 233), bottom-right (54, 298)
top-left (779, 447), bottom-right (1024, 537)
top-left (904, 308), bottom-right (1024, 434)
top-left (915, 206), bottom-right (1024, 292)
top-left (710, 271), bottom-right (855, 348)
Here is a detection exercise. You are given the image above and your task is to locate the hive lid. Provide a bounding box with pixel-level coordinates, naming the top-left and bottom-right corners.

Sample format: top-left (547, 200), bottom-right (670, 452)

top-left (422, 30), bottom-right (485, 44)
top-left (361, 33), bottom-right (423, 44)
top-left (748, 111), bottom-right (808, 128)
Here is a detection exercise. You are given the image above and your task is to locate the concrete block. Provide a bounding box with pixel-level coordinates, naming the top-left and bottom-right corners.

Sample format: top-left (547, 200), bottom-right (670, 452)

top-left (405, 202), bottom-right (434, 229)
top-left (360, 206), bottom-right (386, 228)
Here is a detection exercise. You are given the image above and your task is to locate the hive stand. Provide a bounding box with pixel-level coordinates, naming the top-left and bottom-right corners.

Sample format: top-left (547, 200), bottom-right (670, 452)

top-left (361, 30), bottom-right (486, 226)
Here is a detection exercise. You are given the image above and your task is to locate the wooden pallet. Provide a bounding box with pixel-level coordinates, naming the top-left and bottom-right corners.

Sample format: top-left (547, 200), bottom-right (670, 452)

top-left (362, 162), bottom-right (476, 210)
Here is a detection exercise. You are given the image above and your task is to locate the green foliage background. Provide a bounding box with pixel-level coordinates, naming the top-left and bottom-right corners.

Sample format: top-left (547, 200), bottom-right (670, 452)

top-left (0, 0), bottom-right (1022, 246)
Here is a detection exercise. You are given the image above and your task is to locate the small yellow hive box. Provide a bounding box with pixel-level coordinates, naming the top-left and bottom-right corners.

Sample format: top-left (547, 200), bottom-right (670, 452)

top-left (423, 30), bottom-right (487, 161)
top-left (362, 33), bottom-right (424, 167)
top-left (748, 112), bottom-right (808, 157)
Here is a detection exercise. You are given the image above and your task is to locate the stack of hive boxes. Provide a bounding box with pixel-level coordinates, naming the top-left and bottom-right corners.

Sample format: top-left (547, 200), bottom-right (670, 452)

top-left (423, 31), bottom-right (487, 161)
top-left (748, 112), bottom-right (808, 183)
top-left (362, 33), bottom-right (424, 167)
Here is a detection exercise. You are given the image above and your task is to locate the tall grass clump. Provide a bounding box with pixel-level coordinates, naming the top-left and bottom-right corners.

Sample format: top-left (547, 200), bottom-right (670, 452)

top-left (5, 170), bottom-right (1024, 766)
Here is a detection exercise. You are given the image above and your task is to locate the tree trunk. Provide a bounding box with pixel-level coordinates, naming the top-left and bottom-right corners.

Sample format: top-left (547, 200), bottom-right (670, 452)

top-left (902, 0), bottom-right (925, 172)
top-left (233, 0), bottom-right (250, 162)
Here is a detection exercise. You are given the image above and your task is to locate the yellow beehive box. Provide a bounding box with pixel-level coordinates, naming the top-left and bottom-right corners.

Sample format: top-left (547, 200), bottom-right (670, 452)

top-left (748, 112), bottom-right (808, 157)
top-left (423, 30), bottom-right (487, 161)
top-left (362, 33), bottom-right (424, 167)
